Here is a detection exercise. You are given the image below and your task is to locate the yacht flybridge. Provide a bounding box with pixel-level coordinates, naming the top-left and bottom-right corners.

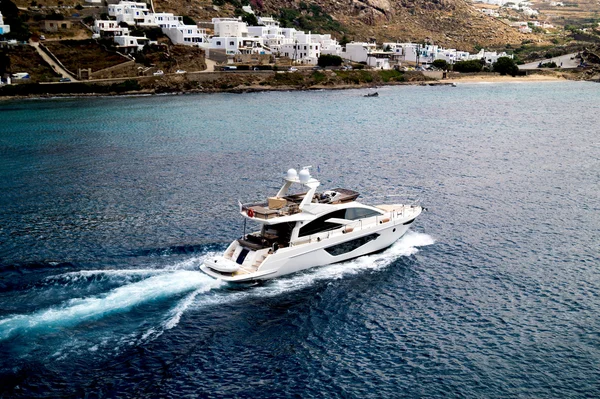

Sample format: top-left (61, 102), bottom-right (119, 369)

top-left (200, 168), bottom-right (423, 282)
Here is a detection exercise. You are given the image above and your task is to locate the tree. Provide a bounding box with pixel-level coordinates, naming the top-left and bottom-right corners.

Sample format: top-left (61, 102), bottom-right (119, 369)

top-left (240, 12), bottom-right (258, 26)
top-left (318, 54), bottom-right (342, 67)
top-left (339, 35), bottom-right (349, 47)
top-left (182, 16), bottom-right (196, 25)
top-left (432, 59), bottom-right (448, 70)
top-left (453, 59), bottom-right (483, 73)
top-left (493, 56), bottom-right (518, 76)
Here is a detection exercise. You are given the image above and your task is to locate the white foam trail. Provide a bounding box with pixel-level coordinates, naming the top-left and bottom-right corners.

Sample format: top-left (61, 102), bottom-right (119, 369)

top-left (261, 231), bottom-right (435, 294)
top-left (0, 270), bottom-right (222, 341)
top-left (192, 231), bottom-right (435, 306)
top-left (42, 269), bottom-right (167, 287)
top-left (164, 253), bottom-right (215, 270)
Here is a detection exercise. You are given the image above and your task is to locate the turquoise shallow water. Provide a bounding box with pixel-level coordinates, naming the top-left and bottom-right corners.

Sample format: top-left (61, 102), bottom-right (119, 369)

top-left (0, 82), bottom-right (599, 398)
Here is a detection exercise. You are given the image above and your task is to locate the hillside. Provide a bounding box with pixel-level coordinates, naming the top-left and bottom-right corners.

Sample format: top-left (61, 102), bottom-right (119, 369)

top-left (154, 0), bottom-right (533, 51)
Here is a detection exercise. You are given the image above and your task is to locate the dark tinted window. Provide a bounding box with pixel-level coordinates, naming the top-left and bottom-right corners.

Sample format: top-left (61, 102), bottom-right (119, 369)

top-left (299, 210), bottom-right (346, 237)
top-left (344, 207), bottom-right (382, 220)
top-left (325, 233), bottom-right (380, 256)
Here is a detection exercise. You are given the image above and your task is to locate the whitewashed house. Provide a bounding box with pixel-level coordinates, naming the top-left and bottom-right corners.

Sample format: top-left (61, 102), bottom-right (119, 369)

top-left (113, 34), bottom-right (150, 52)
top-left (257, 16), bottom-right (280, 27)
top-left (278, 32), bottom-right (321, 64)
top-left (152, 13), bottom-right (208, 46)
top-left (108, 1), bottom-right (152, 26)
top-left (93, 20), bottom-right (130, 37)
top-left (0, 12), bottom-right (10, 35)
top-left (468, 49), bottom-right (513, 64)
top-left (210, 18), bottom-right (265, 54)
top-left (162, 24), bottom-right (207, 46)
top-left (213, 18), bottom-right (248, 37)
top-left (343, 42), bottom-right (376, 62)
top-left (343, 42), bottom-right (391, 69)
top-left (314, 34), bottom-right (341, 56)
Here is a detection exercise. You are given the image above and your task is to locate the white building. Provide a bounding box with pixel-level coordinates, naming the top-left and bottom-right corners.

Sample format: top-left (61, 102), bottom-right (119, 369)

top-left (162, 23), bottom-right (208, 46)
top-left (213, 18), bottom-right (248, 37)
top-left (257, 16), bottom-right (280, 27)
top-left (278, 32), bottom-right (321, 64)
top-left (343, 42), bottom-right (391, 69)
top-left (108, 1), bottom-right (152, 26)
top-left (93, 20), bottom-right (130, 37)
top-left (113, 35), bottom-right (150, 52)
top-left (468, 49), bottom-right (513, 64)
top-left (210, 36), bottom-right (264, 55)
top-left (0, 12), bottom-right (10, 35)
top-left (479, 8), bottom-right (500, 17)
top-left (314, 34), bottom-right (341, 56)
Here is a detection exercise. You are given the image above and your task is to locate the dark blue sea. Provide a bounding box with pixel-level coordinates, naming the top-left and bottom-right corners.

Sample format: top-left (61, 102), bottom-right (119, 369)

top-left (0, 82), bottom-right (599, 398)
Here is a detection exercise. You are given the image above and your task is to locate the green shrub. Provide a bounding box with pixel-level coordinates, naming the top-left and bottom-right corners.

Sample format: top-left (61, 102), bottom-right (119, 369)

top-left (453, 59), bottom-right (484, 73)
top-left (492, 57), bottom-right (518, 76)
top-left (317, 54), bottom-right (342, 67)
top-left (182, 16), bottom-right (196, 25)
top-left (432, 59), bottom-right (449, 70)
top-left (311, 71), bottom-right (327, 84)
top-left (378, 69), bottom-right (403, 82)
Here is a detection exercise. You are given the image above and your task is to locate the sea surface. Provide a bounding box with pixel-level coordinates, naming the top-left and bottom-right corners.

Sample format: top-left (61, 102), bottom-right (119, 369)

top-left (0, 82), bottom-right (599, 398)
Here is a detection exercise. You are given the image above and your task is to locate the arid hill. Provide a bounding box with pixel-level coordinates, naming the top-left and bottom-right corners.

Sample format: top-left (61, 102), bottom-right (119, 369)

top-left (11, 0), bottom-right (541, 51)
top-left (154, 0), bottom-right (535, 51)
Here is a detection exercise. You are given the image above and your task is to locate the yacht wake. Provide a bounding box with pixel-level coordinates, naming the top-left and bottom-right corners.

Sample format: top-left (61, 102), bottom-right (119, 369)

top-left (190, 231), bottom-right (436, 307)
top-left (254, 230), bottom-right (435, 294)
top-left (0, 233), bottom-right (433, 357)
top-left (0, 270), bottom-right (222, 341)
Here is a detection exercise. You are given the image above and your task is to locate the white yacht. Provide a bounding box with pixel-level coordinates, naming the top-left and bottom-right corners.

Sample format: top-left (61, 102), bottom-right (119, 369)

top-left (201, 168), bottom-right (423, 282)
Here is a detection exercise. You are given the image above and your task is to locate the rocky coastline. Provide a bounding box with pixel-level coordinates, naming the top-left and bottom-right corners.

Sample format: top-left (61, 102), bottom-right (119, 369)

top-left (0, 69), bottom-right (590, 102)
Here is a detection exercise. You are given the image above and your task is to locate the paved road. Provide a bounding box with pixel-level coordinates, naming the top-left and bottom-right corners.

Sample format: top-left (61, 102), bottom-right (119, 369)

top-left (29, 40), bottom-right (78, 81)
top-left (519, 53), bottom-right (580, 70)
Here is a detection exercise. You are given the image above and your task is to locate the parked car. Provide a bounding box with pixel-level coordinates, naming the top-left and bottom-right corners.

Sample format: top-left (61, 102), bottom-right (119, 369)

top-left (342, 65), bottom-right (353, 71)
top-left (175, 69), bottom-right (186, 74)
top-left (39, 35), bottom-right (45, 41)
top-left (59, 77), bottom-right (71, 82)
top-left (288, 67), bottom-right (299, 72)
top-left (153, 70), bottom-right (164, 76)
top-left (221, 66), bottom-right (237, 71)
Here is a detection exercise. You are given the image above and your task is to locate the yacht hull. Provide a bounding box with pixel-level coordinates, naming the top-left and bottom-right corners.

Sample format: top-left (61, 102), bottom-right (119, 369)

top-left (201, 220), bottom-right (414, 283)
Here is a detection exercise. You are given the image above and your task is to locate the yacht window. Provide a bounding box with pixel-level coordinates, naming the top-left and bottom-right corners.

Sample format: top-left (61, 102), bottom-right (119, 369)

top-left (344, 208), bottom-right (382, 220)
top-left (262, 222), bottom-right (295, 243)
top-left (325, 233), bottom-right (380, 256)
top-left (298, 210), bottom-right (346, 237)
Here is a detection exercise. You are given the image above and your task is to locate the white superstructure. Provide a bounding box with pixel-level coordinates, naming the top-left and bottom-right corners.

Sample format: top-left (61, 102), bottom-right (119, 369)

top-left (201, 168), bottom-right (423, 282)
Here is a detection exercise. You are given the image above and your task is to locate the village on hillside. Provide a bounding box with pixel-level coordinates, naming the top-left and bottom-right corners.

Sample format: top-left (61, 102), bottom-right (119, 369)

top-left (0, 0), bottom-right (526, 85)
top-left (0, 0), bottom-right (598, 88)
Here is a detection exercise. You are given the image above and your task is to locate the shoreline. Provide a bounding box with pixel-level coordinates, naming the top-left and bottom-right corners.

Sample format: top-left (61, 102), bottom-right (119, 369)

top-left (0, 71), bottom-right (584, 102)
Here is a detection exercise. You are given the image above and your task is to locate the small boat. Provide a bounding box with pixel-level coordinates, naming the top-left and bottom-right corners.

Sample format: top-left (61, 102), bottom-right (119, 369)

top-left (201, 167), bottom-right (423, 282)
top-left (364, 92), bottom-right (379, 97)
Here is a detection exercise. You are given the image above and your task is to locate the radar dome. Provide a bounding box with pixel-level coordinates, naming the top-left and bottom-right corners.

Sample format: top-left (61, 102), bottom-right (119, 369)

top-left (299, 168), bottom-right (311, 184)
top-left (286, 168), bottom-right (298, 180)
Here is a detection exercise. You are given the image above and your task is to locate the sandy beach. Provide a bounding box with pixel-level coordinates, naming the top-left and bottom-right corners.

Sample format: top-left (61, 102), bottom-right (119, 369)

top-left (444, 71), bottom-right (571, 83)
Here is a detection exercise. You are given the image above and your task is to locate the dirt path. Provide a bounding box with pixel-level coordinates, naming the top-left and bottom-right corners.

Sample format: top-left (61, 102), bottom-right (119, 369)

top-left (29, 40), bottom-right (78, 81)
top-left (200, 58), bottom-right (217, 73)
